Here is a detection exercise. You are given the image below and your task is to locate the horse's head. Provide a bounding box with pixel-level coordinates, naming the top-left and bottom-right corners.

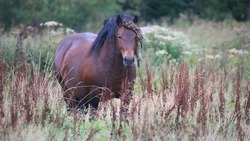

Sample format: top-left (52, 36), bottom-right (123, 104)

top-left (115, 15), bottom-right (143, 68)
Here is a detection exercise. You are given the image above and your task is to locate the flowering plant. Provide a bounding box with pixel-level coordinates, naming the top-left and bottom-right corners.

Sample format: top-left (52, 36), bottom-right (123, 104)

top-left (141, 25), bottom-right (190, 65)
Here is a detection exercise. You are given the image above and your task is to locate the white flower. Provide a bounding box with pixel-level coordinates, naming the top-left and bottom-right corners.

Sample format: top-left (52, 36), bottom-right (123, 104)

top-left (206, 55), bottom-right (215, 60)
top-left (40, 21), bottom-right (76, 35)
top-left (228, 48), bottom-right (249, 55)
top-left (50, 29), bottom-right (63, 35)
top-left (205, 54), bottom-right (222, 60)
top-left (215, 54), bottom-right (222, 59)
top-left (66, 28), bottom-right (75, 34)
top-left (184, 51), bottom-right (193, 55)
top-left (42, 21), bottom-right (63, 27)
top-left (140, 25), bottom-right (191, 49)
top-left (156, 50), bottom-right (168, 56)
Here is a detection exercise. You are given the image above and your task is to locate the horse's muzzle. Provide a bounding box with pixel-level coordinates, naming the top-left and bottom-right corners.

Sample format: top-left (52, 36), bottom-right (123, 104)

top-left (123, 56), bottom-right (135, 68)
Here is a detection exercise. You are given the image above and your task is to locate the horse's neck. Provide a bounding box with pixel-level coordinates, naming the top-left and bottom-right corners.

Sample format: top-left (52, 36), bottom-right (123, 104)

top-left (98, 41), bottom-right (125, 73)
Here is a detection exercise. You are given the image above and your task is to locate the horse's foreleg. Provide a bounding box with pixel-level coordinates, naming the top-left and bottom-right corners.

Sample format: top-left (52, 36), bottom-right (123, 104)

top-left (127, 80), bottom-right (134, 100)
top-left (56, 72), bottom-right (77, 110)
top-left (126, 67), bottom-right (136, 101)
top-left (63, 89), bottom-right (78, 111)
top-left (118, 80), bottom-right (134, 136)
top-left (120, 80), bottom-right (135, 116)
top-left (118, 68), bottom-right (136, 136)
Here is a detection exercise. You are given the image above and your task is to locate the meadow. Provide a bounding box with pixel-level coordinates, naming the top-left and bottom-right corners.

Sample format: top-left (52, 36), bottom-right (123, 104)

top-left (0, 18), bottom-right (250, 140)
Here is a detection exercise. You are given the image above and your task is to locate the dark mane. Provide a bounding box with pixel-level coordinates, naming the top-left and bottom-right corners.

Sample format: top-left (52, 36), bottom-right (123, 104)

top-left (90, 14), bottom-right (135, 54)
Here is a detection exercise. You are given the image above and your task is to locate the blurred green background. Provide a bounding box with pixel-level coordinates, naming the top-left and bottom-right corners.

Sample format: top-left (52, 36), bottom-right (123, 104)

top-left (0, 0), bottom-right (249, 32)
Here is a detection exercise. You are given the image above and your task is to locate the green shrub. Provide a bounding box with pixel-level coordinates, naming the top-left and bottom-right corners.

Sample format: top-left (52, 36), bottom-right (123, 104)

top-left (0, 31), bottom-right (65, 73)
top-left (0, 34), bottom-right (16, 66)
top-left (141, 25), bottom-right (190, 66)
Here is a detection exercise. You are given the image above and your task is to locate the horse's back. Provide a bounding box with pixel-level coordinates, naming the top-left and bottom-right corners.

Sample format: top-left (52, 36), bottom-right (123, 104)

top-left (54, 32), bottom-right (96, 73)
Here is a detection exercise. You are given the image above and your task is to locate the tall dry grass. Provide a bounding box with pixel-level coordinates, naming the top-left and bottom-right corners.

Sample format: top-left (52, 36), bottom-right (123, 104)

top-left (1, 58), bottom-right (250, 140)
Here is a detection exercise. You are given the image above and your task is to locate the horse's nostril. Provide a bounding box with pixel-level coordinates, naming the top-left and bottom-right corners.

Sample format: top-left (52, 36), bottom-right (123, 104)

top-left (124, 56), bottom-right (128, 62)
top-left (132, 57), bottom-right (135, 63)
top-left (123, 56), bottom-right (135, 67)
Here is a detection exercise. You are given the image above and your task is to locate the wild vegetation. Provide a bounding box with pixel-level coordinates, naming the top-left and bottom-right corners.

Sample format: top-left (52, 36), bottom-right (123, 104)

top-left (0, 18), bottom-right (250, 140)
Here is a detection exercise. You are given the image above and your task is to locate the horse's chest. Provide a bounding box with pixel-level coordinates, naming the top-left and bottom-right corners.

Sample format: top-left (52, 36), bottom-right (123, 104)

top-left (83, 67), bottom-right (122, 80)
top-left (104, 71), bottom-right (125, 85)
top-left (96, 69), bottom-right (126, 89)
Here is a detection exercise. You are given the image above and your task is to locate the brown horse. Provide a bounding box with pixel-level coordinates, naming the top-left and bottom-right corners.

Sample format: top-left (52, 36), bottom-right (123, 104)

top-left (54, 14), bottom-right (143, 109)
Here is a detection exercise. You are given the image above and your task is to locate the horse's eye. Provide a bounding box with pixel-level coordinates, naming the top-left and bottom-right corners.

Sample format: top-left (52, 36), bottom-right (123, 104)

top-left (118, 35), bottom-right (122, 39)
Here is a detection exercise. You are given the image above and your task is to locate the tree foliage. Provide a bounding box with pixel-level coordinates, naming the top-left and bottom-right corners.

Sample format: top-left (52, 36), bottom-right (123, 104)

top-left (0, 0), bottom-right (121, 31)
top-left (0, 0), bottom-right (249, 31)
top-left (140, 0), bottom-right (250, 21)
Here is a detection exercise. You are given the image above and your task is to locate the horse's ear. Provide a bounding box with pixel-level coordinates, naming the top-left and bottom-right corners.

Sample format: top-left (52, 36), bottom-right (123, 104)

top-left (103, 19), bottom-right (109, 25)
top-left (133, 15), bottom-right (138, 24)
top-left (116, 15), bottom-right (122, 26)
